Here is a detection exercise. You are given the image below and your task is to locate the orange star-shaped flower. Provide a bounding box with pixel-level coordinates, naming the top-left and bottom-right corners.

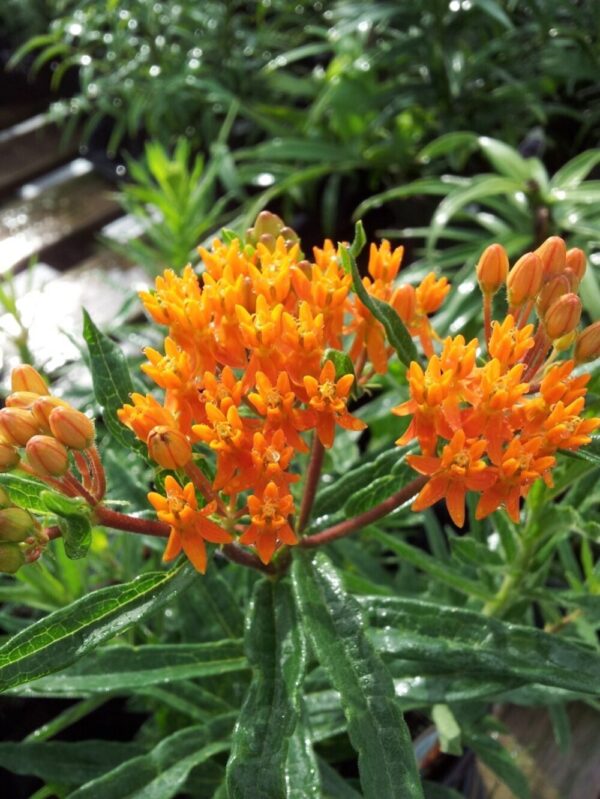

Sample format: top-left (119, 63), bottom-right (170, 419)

top-left (238, 481), bottom-right (297, 564)
top-left (303, 360), bottom-right (366, 448)
top-left (408, 429), bottom-right (496, 527)
top-left (148, 476), bottom-right (232, 573)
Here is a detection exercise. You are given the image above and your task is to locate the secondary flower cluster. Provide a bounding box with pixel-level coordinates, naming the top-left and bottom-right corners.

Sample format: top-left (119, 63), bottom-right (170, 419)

top-left (119, 213), bottom-right (447, 568)
top-left (398, 237), bottom-right (600, 526)
top-left (0, 365), bottom-right (96, 480)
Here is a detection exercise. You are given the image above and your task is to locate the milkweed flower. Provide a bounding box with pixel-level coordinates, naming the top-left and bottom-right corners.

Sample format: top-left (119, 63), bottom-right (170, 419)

top-left (148, 476), bottom-right (232, 573)
top-left (398, 236), bottom-right (600, 526)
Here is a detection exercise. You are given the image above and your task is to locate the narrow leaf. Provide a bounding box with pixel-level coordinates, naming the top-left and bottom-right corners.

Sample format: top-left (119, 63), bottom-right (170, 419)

top-left (0, 741), bottom-right (144, 787)
top-left (69, 716), bottom-right (235, 799)
top-left (82, 309), bottom-right (144, 453)
top-left (292, 552), bottom-right (423, 799)
top-left (0, 563), bottom-right (195, 692)
top-left (340, 244), bottom-right (417, 367)
top-left (11, 640), bottom-right (246, 696)
top-left (362, 595), bottom-right (600, 694)
top-left (227, 578), bottom-right (307, 799)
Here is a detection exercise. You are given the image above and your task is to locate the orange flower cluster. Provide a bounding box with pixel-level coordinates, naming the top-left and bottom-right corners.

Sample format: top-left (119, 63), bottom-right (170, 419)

top-left (399, 237), bottom-right (600, 526)
top-left (119, 214), bottom-right (448, 568)
top-left (348, 241), bottom-right (449, 369)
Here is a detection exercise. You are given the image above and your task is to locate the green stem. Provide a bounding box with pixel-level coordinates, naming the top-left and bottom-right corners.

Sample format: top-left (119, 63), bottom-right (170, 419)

top-left (482, 524), bottom-right (538, 617)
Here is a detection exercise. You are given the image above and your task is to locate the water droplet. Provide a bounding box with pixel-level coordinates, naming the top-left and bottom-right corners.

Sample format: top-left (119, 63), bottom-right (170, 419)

top-left (188, 58), bottom-right (200, 70)
top-left (155, 34), bottom-right (166, 47)
top-left (116, 165), bottom-right (126, 177)
top-left (358, 19), bottom-right (370, 33)
top-left (449, 0), bottom-right (460, 11)
top-left (149, 65), bottom-right (161, 77)
top-left (68, 22), bottom-right (83, 36)
top-left (254, 173), bottom-right (276, 187)
top-left (127, 18), bottom-right (138, 30)
top-left (80, 54), bottom-right (91, 66)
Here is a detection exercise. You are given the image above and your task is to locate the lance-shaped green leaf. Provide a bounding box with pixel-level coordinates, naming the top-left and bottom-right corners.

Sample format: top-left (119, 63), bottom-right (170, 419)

top-left (69, 715), bottom-right (235, 799)
top-left (465, 732), bottom-right (531, 799)
top-left (0, 740), bottom-right (144, 787)
top-left (0, 563), bottom-right (195, 692)
top-left (227, 578), bottom-right (307, 799)
top-left (340, 238), bottom-right (417, 367)
top-left (82, 309), bottom-right (144, 453)
top-left (360, 595), bottom-right (600, 694)
top-left (11, 639), bottom-right (246, 696)
top-left (286, 705), bottom-right (321, 799)
top-left (41, 490), bottom-right (92, 559)
top-left (292, 552), bottom-right (424, 799)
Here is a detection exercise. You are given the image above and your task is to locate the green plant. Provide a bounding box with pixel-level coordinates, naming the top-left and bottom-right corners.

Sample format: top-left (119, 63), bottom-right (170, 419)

top-left (0, 220), bottom-right (598, 797)
top-left (110, 133), bottom-right (236, 275)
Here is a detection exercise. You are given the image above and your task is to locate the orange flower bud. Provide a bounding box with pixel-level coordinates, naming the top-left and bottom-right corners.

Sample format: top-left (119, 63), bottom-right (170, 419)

top-left (147, 426), bottom-right (192, 470)
top-left (476, 243), bottom-right (509, 295)
top-left (543, 293), bottom-right (582, 340)
top-left (392, 284), bottom-right (417, 322)
top-left (0, 408), bottom-right (40, 446)
top-left (26, 435), bottom-right (69, 477)
top-left (565, 248), bottom-right (586, 287)
top-left (535, 236), bottom-right (566, 278)
top-left (11, 365), bottom-right (49, 396)
top-left (49, 406), bottom-right (95, 450)
top-left (31, 396), bottom-right (69, 432)
top-left (0, 442), bottom-right (20, 472)
top-left (0, 507), bottom-right (38, 542)
top-left (536, 274), bottom-right (570, 317)
top-left (5, 391), bottom-right (41, 410)
top-left (0, 543), bottom-right (25, 574)
top-left (506, 252), bottom-right (544, 306)
top-left (575, 321), bottom-right (600, 364)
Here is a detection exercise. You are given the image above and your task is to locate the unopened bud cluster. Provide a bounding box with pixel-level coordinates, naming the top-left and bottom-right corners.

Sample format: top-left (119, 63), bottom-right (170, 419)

top-left (477, 236), bottom-right (599, 361)
top-left (0, 485), bottom-right (46, 573)
top-left (0, 366), bottom-right (95, 478)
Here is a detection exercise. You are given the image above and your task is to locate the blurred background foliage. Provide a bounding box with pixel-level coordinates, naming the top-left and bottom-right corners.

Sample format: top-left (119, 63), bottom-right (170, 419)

top-left (4, 0), bottom-right (600, 243)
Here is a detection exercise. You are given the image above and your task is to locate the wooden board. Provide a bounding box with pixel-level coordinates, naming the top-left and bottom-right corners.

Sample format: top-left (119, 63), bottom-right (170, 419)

top-left (0, 163), bottom-right (121, 273)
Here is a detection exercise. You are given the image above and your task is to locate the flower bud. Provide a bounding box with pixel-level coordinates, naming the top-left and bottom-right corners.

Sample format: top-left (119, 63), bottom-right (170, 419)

top-left (565, 248), bottom-right (586, 287)
top-left (147, 426), bottom-right (192, 470)
top-left (11, 365), bottom-right (49, 396)
top-left (506, 252), bottom-right (544, 306)
top-left (553, 330), bottom-right (577, 353)
top-left (543, 293), bottom-right (582, 340)
top-left (31, 396), bottom-right (69, 433)
top-left (574, 321), bottom-right (600, 364)
top-left (536, 274), bottom-right (570, 317)
top-left (392, 284), bottom-right (417, 322)
top-left (0, 443), bottom-right (20, 472)
top-left (5, 391), bottom-right (41, 410)
top-left (49, 406), bottom-right (95, 450)
top-left (476, 243), bottom-right (509, 295)
top-left (535, 236), bottom-right (566, 278)
top-left (0, 408), bottom-right (40, 446)
top-left (0, 543), bottom-right (25, 574)
top-left (26, 435), bottom-right (69, 477)
top-left (0, 507), bottom-right (38, 542)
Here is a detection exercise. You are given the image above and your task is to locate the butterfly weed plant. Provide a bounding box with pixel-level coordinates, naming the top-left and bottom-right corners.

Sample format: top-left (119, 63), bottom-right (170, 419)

top-left (0, 215), bottom-right (599, 796)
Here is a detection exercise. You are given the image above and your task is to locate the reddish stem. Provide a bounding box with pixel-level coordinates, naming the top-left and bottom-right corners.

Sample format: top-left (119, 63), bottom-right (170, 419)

top-left (62, 472), bottom-right (98, 506)
top-left (94, 505), bottom-right (170, 537)
top-left (483, 293), bottom-right (493, 348)
top-left (297, 435), bottom-right (325, 533)
top-left (221, 543), bottom-right (277, 574)
top-left (73, 452), bottom-right (93, 491)
top-left (87, 445), bottom-right (106, 500)
top-left (300, 475), bottom-right (428, 548)
top-left (18, 463), bottom-right (79, 497)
